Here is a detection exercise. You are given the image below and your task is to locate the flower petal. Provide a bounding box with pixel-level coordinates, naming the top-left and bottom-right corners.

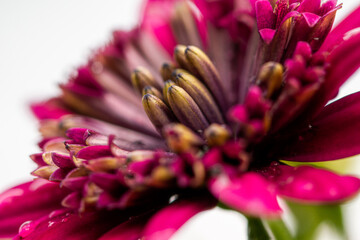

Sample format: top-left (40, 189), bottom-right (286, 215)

top-left (0, 179), bottom-right (68, 238)
top-left (255, 0), bottom-right (275, 30)
top-left (320, 4), bottom-right (360, 52)
top-left (282, 91), bottom-right (360, 161)
top-left (14, 209), bottom-right (131, 240)
top-left (290, 29), bottom-right (360, 130)
top-left (141, 0), bottom-right (178, 55)
top-left (31, 98), bottom-right (71, 120)
top-left (143, 195), bottom-right (216, 240)
top-left (209, 173), bottom-right (282, 218)
top-left (99, 214), bottom-right (149, 240)
top-left (274, 165), bottom-right (360, 203)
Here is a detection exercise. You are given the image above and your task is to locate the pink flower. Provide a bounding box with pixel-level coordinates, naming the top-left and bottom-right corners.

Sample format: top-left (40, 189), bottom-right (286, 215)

top-left (1, 0), bottom-right (360, 239)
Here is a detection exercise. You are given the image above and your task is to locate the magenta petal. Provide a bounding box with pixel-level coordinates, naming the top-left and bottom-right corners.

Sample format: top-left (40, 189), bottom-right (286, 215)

top-left (61, 176), bottom-right (88, 191)
top-left (76, 145), bottom-right (112, 160)
top-left (31, 98), bottom-right (71, 120)
top-left (14, 210), bottom-right (130, 240)
top-left (301, 12), bottom-right (321, 27)
top-left (66, 128), bottom-right (93, 145)
top-left (141, 0), bottom-right (178, 55)
top-left (320, 5), bottom-right (360, 52)
top-left (322, 30), bottom-right (360, 99)
top-left (143, 196), bottom-right (216, 240)
top-left (255, 0), bottom-right (275, 30)
top-left (274, 165), bottom-right (360, 203)
top-left (209, 173), bottom-right (282, 218)
top-left (0, 179), bottom-right (68, 238)
top-left (282, 90), bottom-right (360, 162)
top-left (259, 28), bottom-right (276, 44)
top-left (51, 152), bottom-right (76, 169)
top-left (99, 214), bottom-right (148, 240)
top-left (298, 0), bottom-right (320, 14)
top-left (299, 30), bottom-right (360, 123)
top-left (90, 173), bottom-right (122, 192)
top-left (30, 153), bottom-right (47, 167)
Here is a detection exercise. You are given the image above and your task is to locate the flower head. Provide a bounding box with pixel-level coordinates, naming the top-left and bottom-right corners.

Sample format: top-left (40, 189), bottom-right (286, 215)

top-left (2, 0), bottom-right (360, 239)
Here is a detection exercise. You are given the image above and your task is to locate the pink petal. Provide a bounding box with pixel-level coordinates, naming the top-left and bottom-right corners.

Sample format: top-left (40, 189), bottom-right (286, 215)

top-left (143, 196), bottom-right (216, 240)
top-left (90, 172), bottom-right (123, 192)
top-left (209, 173), bottom-right (282, 218)
top-left (265, 11), bottom-right (301, 61)
top-left (99, 214), bottom-right (148, 240)
top-left (320, 4), bottom-right (360, 52)
top-left (51, 152), bottom-right (76, 169)
top-left (0, 179), bottom-right (68, 238)
top-left (297, 0), bottom-right (320, 14)
top-left (255, 0), bottom-right (275, 30)
top-left (31, 98), bottom-right (71, 120)
top-left (14, 210), bottom-right (131, 240)
top-left (302, 12), bottom-right (321, 27)
top-left (283, 91), bottom-right (360, 161)
top-left (274, 165), bottom-right (360, 203)
top-left (297, 30), bottom-right (360, 124)
top-left (193, 0), bottom-right (239, 26)
top-left (321, 29), bottom-right (360, 99)
top-left (141, 0), bottom-right (178, 55)
top-left (76, 145), bottom-right (112, 160)
top-left (308, 6), bottom-right (339, 51)
top-left (259, 28), bottom-right (276, 44)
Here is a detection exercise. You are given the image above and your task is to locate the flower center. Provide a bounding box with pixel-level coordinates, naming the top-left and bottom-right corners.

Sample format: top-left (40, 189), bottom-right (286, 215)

top-left (132, 45), bottom-right (227, 135)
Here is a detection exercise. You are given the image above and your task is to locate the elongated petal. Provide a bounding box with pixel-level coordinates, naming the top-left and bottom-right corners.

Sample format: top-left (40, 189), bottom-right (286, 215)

top-left (31, 98), bottom-right (71, 120)
top-left (274, 165), bottom-right (360, 203)
top-left (209, 173), bottom-right (282, 218)
top-left (141, 0), bottom-right (178, 55)
top-left (320, 5), bottom-right (360, 52)
top-left (297, 30), bottom-right (360, 123)
top-left (282, 91), bottom-right (360, 161)
top-left (0, 179), bottom-right (68, 238)
top-left (14, 210), bottom-right (130, 240)
top-left (255, 0), bottom-right (275, 30)
top-left (99, 214), bottom-right (148, 240)
top-left (143, 196), bottom-right (216, 240)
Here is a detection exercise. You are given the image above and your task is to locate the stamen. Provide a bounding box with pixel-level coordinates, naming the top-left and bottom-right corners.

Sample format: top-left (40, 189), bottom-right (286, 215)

top-left (175, 71), bottom-right (224, 123)
top-left (257, 62), bottom-right (284, 98)
top-left (142, 94), bottom-right (176, 134)
top-left (151, 166), bottom-right (175, 186)
top-left (170, 2), bottom-right (203, 48)
top-left (160, 63), bottom-right (176, 81)
top-left (167, 85), bottom-right (209, 131)
top-left (204, 124), bottom-right (231, 147)
top-left (131, 66), bottom-right (161, 94)
top-left (174, 45), bottom-right (197, 73)
top-left (127, 150), bottom-right (155, 163)
top-left (163, 80), bottom-right (176, 105)
top-left (142, 86), bottom-right (163, 100)
top-left (185, 46), bottom-right (228, 110)
top-left (171, 68), bottom-right (188, 81)
top-left (163, 124), bottom-right (203, 153)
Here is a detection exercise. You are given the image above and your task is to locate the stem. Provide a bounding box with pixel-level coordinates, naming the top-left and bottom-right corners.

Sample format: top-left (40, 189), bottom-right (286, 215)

top-left (266, 219), bottom-right (293, 240)
top-left (247, 217), bottom-right (270, 240)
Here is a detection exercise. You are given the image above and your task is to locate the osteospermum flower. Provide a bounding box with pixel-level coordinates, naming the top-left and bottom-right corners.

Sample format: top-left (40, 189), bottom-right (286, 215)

top-left (1, 0), bottom-right (360, 239)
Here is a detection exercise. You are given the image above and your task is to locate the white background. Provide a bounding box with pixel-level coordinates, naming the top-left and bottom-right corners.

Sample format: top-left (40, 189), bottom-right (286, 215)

top-left (0, 1), bottom-right (359, 239)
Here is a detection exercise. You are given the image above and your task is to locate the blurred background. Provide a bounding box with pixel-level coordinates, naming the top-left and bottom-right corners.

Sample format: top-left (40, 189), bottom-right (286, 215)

top-left (0, 0), bottom-right (359, 239)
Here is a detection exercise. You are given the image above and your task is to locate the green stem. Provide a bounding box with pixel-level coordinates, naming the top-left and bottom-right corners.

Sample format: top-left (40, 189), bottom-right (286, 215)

top-left (247, 217), bottom-right (270, 240)
top-left (266, 218), bottom-right (294, 240)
